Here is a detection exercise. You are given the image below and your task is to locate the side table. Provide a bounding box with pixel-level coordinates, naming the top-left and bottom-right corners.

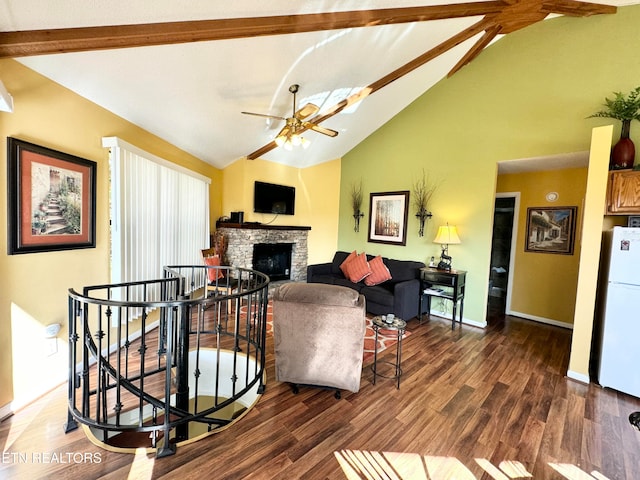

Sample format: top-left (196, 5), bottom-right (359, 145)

top-left (370, 316), bottom-right (406, 389)
top-left (419, 267), bottom-right (466, 330)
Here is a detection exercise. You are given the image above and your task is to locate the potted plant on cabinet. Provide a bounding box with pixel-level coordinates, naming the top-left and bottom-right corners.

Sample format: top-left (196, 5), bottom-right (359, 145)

top-left (590, 86), bottom-right (640, 169)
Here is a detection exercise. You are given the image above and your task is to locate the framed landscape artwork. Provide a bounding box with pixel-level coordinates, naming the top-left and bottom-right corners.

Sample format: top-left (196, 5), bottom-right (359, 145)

top-left (525, 206), bottom-right (577, 255)
top-left (367, 191), bottom-right (410, 246)
top-left (7, 137), bottom-right (97, 254)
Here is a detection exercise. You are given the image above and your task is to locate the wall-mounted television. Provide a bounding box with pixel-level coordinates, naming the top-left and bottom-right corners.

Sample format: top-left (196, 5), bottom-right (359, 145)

top-left (253, 181), bottom-right (296, 215)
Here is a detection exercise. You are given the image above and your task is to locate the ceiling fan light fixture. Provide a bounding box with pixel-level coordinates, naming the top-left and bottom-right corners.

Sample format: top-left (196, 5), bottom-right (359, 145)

top-left (290, 133), bottom-right (302, 146)
top-left (275, 135), bottom-right (286, 147)
top-left (301, 137), bottom-right (310, 149)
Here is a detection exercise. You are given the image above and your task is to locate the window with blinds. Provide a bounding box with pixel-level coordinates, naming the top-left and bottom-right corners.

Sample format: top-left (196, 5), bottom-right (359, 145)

top-left (103, 137), bottom-right (210, 315)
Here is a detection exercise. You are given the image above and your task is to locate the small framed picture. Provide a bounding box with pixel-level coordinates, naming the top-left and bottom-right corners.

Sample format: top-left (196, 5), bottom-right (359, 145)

top-left (525, 206), bottom-right (577, 255)
top-left (7, 137), bottom-right (97, 254)
top-left (367, 191), bottom-right (410, 246)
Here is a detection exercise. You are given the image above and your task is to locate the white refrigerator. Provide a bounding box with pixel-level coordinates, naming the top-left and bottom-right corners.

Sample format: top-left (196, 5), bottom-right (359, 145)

top-left (598, 226), bottom-right (640, 398)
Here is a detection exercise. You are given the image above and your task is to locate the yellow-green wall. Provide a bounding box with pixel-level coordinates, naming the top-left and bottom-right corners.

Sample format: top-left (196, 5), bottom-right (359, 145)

top-left (496, 167), bottom-right (588, 326)
top-left (221, 157), bottom-right (341, 265)
top-left (340, 5), bottom-right (640, 332)
top-left (0, 59), bottom-right (222, 411)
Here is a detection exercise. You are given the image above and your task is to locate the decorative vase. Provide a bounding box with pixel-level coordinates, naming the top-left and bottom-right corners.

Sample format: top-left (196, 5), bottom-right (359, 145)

top-left (611, 119), bottom-right (635, 169)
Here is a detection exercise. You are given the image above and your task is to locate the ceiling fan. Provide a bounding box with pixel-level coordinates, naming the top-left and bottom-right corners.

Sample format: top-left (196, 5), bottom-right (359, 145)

top-left (242, 84), bottom-right (338, 151)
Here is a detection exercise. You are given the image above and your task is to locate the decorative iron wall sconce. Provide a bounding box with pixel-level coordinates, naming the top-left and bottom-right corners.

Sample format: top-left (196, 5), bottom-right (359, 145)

top-left (412, 169), bottom-right (438, 237)
top-left (353, 211), bottom-right (364, 232)
top-left (416, 209), bottom-right (433, 237)
top-left (351, 179), bottom-right (364, 233)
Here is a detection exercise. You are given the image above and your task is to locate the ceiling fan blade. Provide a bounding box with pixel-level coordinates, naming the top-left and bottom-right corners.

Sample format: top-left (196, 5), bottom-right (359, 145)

top-left (295, 103), bottom-right (320, 120)
top-left (241, 111), bottom-right (286, 121)
top-left (303, 122), bottom-right (339, 137)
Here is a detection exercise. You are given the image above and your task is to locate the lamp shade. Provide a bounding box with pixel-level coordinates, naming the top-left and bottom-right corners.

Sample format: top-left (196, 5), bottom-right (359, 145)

top-left (433, 225), bottom-right (461, 245)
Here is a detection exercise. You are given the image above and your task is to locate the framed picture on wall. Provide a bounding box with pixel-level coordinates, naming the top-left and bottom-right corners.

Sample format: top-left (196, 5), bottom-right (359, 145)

top-left (525, 206), bottom-right (577, 255)
top-left (7, 137), bottom-right (97, 254)
top-left (367, 191), bottom-right (410, 246)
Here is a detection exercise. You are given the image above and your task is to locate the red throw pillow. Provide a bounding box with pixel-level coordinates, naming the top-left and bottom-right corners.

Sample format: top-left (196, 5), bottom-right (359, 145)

top-left (364, 255), bottom-right (392, 286)
top-left (341, 252), bottom-right (371, 283)
top-left (204, 255), bottom-right (224, 282)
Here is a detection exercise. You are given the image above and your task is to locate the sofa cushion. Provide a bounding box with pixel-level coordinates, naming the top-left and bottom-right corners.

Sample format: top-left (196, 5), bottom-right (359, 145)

top-left (340, 252), bottom-right (371, 283)
top-left (333, 278), bottom-right (365, 292)
top-left (385, 258), bottom-right (423, 283)
top-left (364, 255), bottom-right (392, 286)
top-left (331, 251), bottom-right (352, 275)
top-left (307, 273), bottom-right (338, 285)
top-left (361, 284), bottom-right (395, 308)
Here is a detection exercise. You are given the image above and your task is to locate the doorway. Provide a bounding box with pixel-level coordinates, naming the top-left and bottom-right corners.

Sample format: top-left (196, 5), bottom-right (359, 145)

top-left (488, 194), bottom-right (517, 318)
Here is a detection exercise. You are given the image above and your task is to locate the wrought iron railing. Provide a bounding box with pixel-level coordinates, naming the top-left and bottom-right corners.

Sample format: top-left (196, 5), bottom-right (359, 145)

top-left (65, 265), bottom-right (269, 457)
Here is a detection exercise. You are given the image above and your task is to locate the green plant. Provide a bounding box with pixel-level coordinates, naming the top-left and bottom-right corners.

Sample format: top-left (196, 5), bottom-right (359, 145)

top-left (350, 180), bottom-right (363, 214)
top-left (589, 86), bottom-right (640, 121)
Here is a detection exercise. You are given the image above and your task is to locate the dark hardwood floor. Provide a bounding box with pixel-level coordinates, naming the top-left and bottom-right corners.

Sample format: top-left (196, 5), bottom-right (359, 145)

top-left (2, 307), bottom-right (640, 479)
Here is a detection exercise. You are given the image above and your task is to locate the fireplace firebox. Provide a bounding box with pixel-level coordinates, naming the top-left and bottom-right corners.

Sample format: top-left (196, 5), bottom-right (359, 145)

top-left (252, 243), bottom-right (293, 281)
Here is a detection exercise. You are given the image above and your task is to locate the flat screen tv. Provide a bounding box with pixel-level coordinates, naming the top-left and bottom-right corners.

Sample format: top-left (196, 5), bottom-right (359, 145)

top-left (254, 181), bottom-right (295, 215)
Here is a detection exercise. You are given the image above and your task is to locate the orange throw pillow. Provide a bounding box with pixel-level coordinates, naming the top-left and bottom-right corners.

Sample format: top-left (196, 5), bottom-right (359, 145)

top-left (204, 255), bottom-right (224, 282)
top-left (364, 255), bottom-right (392, 286)
top-left (339, 250), bottom-right (357, 277)
top-left (341, 252), bottom-right (371, 283)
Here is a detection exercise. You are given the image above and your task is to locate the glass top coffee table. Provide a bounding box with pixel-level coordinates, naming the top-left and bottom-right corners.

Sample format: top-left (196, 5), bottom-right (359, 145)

top-left (370, 315), bottom-right (406, 389)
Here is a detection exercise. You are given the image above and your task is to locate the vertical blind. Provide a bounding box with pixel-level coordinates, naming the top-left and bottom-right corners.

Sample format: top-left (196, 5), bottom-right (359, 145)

top-left (104, 137), bottom-right (210, 308)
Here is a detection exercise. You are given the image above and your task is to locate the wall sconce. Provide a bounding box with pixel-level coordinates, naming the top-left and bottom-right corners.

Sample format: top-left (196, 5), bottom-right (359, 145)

top-left (350, 180), bottom-right (364, 233)
top-left (433, 224), bottom-right (461, 271)
top-left (353, 211), bottom-right (364, 232)
top-left (416, 208), bottom-right (433, 237)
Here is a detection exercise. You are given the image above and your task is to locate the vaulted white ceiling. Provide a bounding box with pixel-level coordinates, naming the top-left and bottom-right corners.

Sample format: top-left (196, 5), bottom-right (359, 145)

top-left (1, 0), bottom-right (633, 169)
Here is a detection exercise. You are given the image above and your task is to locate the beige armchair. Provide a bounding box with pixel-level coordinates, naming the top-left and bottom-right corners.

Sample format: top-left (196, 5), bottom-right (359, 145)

top-left (272, 282), bottom-right (366, 398)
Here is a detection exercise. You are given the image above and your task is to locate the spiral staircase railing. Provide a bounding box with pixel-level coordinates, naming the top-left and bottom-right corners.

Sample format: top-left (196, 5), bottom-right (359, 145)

top-left (64, 265), bottom-right (269, 457)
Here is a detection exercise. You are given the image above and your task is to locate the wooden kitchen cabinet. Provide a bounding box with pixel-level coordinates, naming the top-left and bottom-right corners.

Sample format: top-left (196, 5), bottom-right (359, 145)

top-left (606, 169), bottom-right (640, 214)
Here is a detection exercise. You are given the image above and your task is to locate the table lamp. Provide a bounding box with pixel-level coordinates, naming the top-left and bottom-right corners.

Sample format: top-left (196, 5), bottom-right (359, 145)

top-left (433, 224), bottom-right (461, 271)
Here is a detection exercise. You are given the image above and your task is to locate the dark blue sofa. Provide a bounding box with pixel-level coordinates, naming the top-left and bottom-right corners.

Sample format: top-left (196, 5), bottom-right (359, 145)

top-left (306, 251), bottom-right (425, 320)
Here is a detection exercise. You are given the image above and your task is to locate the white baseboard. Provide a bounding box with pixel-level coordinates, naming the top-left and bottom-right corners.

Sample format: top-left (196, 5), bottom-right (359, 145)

top-left (566, 370), bottom-right (590, 384)
top-left (506, 310), bottom-right (573, 330)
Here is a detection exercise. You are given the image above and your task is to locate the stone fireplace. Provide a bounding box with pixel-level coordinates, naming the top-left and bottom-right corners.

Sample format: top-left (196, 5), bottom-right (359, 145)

top-left (215, 222), bottom-right (310, 282)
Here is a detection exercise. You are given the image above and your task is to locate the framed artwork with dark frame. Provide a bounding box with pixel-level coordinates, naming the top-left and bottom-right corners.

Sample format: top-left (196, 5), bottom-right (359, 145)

top-left (7, 137), bottom-right (97, 254)
top-left (367, 191), bottom-right (410, 246)
top-left (525, 206), bottom-right (577, 255)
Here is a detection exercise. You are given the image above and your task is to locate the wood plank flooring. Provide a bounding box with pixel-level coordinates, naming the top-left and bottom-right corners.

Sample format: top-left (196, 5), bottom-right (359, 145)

top-left (2, 309), bottom-right (640, 479)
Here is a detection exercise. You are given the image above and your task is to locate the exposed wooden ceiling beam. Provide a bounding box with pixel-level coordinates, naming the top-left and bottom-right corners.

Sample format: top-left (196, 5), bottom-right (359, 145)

top-left (448, 24), bottom-right (502, 76)
top-left (247, 17), bottom-right (495, 160)
top-left (0, 2), bottom-right (506, 58)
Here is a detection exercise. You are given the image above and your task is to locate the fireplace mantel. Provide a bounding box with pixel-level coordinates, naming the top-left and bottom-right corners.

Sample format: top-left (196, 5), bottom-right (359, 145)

top-left (216, 221), bottom-right (311, 231)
